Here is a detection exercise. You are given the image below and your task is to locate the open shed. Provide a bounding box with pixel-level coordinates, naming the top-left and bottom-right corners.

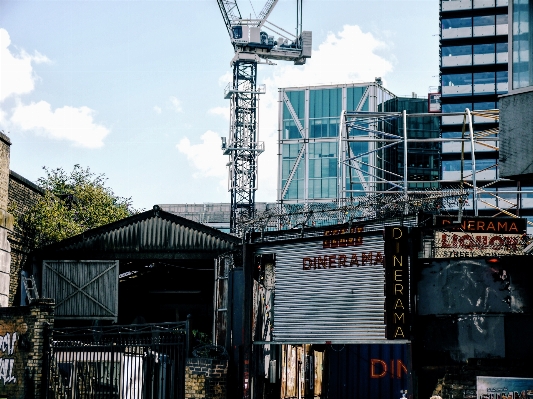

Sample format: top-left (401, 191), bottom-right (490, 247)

top-left (28, 205), bottom-right (240, 332)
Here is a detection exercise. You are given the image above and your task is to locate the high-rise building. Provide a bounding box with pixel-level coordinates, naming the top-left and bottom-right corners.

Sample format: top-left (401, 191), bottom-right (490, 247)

top-left (277, 81), bottom-right (395, 204)
top-left (439, 0), bottom-right (519, 209)
top-left (440, 0), bottom-right (533, 229)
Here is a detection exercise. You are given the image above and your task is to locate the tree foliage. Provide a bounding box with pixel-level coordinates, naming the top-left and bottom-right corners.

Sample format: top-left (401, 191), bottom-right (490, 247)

top-left (18, 165), bottom-right (138, 248)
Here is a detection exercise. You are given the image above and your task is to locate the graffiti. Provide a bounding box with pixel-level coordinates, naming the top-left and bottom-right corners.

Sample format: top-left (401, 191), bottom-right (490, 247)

top-left (0, 359), bottom-right (15, 384)
top-left (0, 320), bottom-right (28, 386)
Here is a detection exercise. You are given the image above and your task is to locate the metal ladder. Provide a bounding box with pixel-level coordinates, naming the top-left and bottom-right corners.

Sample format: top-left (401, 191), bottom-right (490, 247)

top-left (22, 275), bottom-right (39, 304)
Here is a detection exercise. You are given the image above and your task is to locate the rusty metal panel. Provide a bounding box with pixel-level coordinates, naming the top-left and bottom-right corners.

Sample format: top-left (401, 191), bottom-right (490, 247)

top-left (280, 344), bottom-right (325, 399)
top-left (214, 256), bottom-right (231, 347)
top-left (258, 232), bottom-right (390, 342)
top-left (42, 260), bottom-right (118, 320)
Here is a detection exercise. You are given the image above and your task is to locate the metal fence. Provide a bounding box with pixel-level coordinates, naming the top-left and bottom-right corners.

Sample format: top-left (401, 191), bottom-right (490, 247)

top-left (44, 322), bottom-right (189, 399)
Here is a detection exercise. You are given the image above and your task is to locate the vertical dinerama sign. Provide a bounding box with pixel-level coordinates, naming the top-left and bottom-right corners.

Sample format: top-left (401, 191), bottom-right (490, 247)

top-left (385, 226), bottom-right (410, 340)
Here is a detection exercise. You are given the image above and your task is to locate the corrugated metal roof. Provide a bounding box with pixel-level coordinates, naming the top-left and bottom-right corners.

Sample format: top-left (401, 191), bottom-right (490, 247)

top-left (37, 205), bottom-right (240, 259)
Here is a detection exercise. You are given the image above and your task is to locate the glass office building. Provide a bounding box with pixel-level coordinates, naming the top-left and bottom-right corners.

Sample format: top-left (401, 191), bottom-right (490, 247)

top-left (439, 0), bottom-right (527, 213)
top-left (277, 82), bottom-right (395, 204)
top-left (511, 0), bottom-right (533, 90)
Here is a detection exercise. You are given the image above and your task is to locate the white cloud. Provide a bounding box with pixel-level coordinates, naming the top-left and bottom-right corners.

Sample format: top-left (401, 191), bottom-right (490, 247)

top-left (218, 71), bottom-right (232, 87)
top-left (0, 28), bottom-right (50, 102)
top-left (208, 106), bottom-right (230, 120)
top-left (153, 106), bottom-right (162, 114)
top-left (181, 25), bottom-right (394, 201)
top-left (11, 101), bottom-right (110, 148)
top-left (176, 130), bottom-right (226, 181)
top-left (256, 24), bottom-right (394, 200)
top-left (169, 96), bottom-right (182, 113)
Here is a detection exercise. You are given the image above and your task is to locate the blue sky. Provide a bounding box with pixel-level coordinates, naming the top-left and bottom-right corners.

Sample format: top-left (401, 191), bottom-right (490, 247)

top-left (0, 0), bottom-right (439, 210)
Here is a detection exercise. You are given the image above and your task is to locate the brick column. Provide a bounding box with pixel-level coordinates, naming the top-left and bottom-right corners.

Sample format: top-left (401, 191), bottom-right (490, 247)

top-left (0, 132), bottom-right (13, 307)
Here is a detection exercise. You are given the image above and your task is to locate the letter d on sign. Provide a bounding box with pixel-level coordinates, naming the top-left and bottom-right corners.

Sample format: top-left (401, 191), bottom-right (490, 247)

top-left (392, 227), bottom-right (403, 239)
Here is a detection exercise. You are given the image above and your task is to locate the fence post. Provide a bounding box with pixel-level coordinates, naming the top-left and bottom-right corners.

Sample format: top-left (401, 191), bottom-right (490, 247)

top-left (41, 322), bottom-right (51, 399)
top-left (186, 314), bottom-right (192, 358)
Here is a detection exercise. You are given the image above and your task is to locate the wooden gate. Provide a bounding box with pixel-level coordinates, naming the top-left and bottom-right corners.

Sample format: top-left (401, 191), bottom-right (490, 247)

top-left (42, 260), bottom-right (119, 320)
top-left (44, 322), bottom-right (189, 399)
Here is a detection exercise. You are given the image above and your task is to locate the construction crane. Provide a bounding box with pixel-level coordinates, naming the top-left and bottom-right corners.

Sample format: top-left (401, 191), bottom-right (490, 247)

top-left (217, 0), bottom-right (312, 234)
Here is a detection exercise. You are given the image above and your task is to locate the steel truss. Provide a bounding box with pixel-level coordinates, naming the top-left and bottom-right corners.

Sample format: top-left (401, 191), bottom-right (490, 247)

top-left (339, 108), bottom-right (533, 226)
top-left (234, 108), bottom-right (533, 234)
top-left (223, 60), bottom-right (264, 233)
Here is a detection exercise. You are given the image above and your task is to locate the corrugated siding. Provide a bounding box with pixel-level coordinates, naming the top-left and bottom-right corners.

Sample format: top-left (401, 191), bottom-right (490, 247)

top-left (328, 344), bottom-right (410, 399)
top-left (57, 217), bottom-right (235, 253)
top-left (43, 260), bottom-right (118, 320)
top-left (259, 233), bottom-right (388, 342)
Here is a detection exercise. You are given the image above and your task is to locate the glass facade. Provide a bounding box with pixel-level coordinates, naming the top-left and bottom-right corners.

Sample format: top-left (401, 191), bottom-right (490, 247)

top-left (512, 0), bottom-right (533, 89)
top-left (278, 83), bottom-right (393, 204)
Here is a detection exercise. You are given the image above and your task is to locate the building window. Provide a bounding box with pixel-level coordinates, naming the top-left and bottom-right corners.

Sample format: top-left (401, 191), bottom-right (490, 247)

top-left (442, 73), bottom-right (473, 96)
top-left (309, 118), bottom-right (339, 138)
top-left (442, 45), bottom-right (473, 66)
top-left (309, 142), bottom-right (337, 199)
top-left (473, 15), bottom-right (496, 36)
top-left (473, 72), bottom-right (496, 94)
top-left (309, 88), bottom-right (341, 118)
top-left (473, 43), bottom-right (495, 64)
top-left (282, 143), bottom-right (304, 200)
top-left (283, 90), bottom-right (305, 139)
top-left (496, 70), bottom-right (509, 93)
top-left (512, 0), bottom-right (533, 89)
top-left (496, 42), bottom-right (508, 63)
top-left (442, 103), bottom-right (472, 113)
top-left (442, 17), bottom-right (473, 39)
top-left (347, 86), bottom-right (368, 111)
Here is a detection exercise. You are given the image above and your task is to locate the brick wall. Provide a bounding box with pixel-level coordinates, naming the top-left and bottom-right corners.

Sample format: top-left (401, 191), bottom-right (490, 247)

top-left (0, 298), bottom-right (54, 399)
top-left (185, 358), bottom-right (228, 399)
top-left (7, 171), bottom-right (44, 306)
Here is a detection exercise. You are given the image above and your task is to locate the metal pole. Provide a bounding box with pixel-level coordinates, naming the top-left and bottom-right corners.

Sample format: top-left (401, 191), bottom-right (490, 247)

top-left (403, 110), bottom-right (408, 196)
top-left (466, 109), bottom-right (478, 216)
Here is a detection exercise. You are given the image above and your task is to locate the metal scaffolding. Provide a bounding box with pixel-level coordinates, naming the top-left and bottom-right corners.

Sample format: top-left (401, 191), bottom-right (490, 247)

top-left (236, 108), bottom-right (533, 234)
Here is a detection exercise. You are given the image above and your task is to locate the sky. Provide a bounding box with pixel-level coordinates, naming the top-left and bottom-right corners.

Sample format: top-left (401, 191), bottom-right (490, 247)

top-left (0, 0), bottom-right (439, 210)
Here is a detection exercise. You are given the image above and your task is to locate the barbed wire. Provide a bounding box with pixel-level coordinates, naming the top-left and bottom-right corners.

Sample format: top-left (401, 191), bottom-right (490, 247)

top-left (235, 186), bottom-right (470, 234)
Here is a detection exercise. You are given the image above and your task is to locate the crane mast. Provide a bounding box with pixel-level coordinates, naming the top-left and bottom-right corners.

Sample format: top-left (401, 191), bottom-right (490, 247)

top-left (217, 0), bottom-right (311, 234)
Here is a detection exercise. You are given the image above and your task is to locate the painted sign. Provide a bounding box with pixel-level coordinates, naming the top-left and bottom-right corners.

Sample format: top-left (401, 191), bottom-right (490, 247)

top-left (328, 344), bottom-right (410, 399)
top-left (384, 226), bottom-right (410, 340)
top-left (434, 232), bottom-right (526, 257)
top-left (323, 226), bottom-right (364, 248)
top-left (434, 216), bottom-right (526, 234)
top-left (428, 93), bottom-right (441, 113)
top-left (477, 376), bottom-right (533, 399)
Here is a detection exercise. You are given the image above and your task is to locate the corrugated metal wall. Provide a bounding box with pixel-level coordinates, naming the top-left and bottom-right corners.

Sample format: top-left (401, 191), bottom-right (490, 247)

top-left (327, 344), bottom-right (410, 399)
top-left (42, 260), bottom-right (118, 320)
top-left (258, 233), bottom-right (387, 342)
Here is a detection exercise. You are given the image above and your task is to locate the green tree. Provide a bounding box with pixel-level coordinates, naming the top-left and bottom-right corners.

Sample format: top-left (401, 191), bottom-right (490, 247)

top-left (18, 165), bottom-right (138, 248)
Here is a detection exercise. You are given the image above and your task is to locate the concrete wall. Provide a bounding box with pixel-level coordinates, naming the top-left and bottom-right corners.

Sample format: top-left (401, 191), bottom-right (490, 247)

top-left (499, 91), bottom-right (533, 180)
top-left (0, 299), bottom-right (54, 399)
